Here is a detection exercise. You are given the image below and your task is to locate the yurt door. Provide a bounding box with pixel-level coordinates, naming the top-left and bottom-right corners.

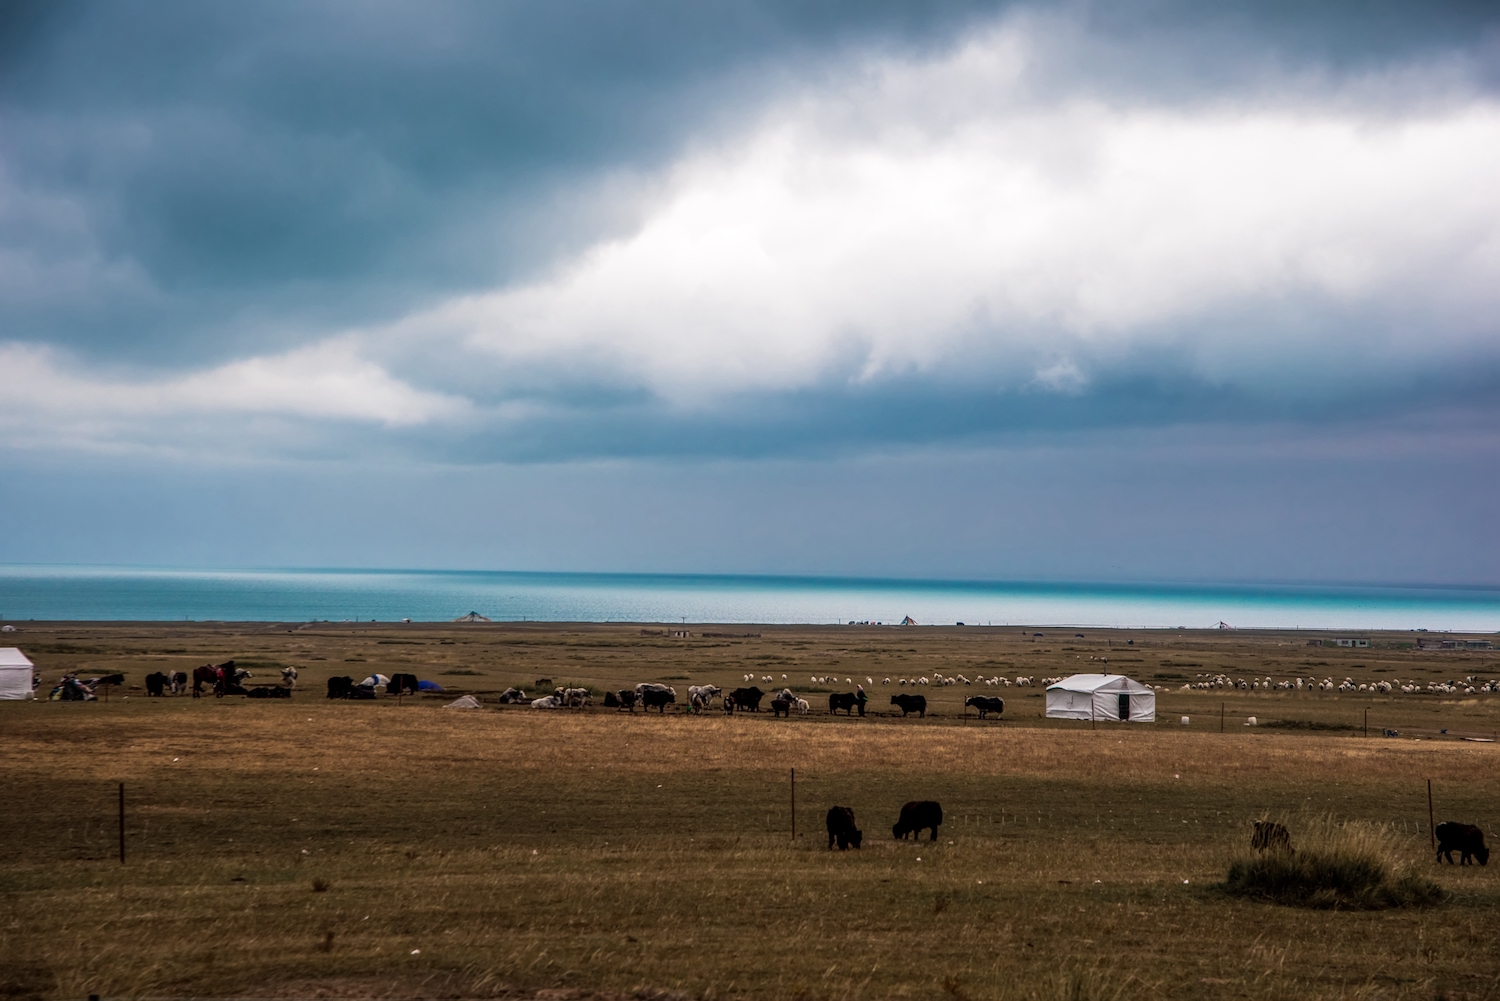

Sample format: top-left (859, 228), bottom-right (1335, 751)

top-left (1117, 693), bottom-right (1130, 721)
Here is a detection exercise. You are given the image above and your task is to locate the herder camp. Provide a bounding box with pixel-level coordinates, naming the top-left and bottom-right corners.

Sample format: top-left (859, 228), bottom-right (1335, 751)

top-left (1044, 673), bottom-right (1155, 722)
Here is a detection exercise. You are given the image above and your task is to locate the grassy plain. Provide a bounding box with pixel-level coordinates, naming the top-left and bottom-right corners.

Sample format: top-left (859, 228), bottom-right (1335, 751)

top-left (2, 621), bottom-right (1499, 1001)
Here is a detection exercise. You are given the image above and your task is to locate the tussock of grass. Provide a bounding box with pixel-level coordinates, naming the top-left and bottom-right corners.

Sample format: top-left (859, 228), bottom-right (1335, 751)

top-left (1225, 816), bottom-right (1443, 909)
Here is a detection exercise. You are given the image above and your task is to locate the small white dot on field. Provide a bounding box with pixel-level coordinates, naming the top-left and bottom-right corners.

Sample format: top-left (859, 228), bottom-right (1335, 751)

top-left (977, 880), bottom-right (983, 885)
top-left (1183, 879), bottom-right (1190, 884)
top-left (916, 857), bottom-right (922, 862)
top-left (363, 916), bottom-right (369, 920)
top-left (173, 757), bottom-right (179, 762)
top-left (1174, 774), bottom-right (1180, 779)
top-left (302, 849), bottom-right (309, 854)
top-left (411, 949), bottom-right (420, 955)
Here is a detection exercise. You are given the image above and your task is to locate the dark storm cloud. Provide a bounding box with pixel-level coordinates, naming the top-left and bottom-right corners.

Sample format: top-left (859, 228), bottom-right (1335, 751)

top-left (3, 0), bottom-right (1496, 364)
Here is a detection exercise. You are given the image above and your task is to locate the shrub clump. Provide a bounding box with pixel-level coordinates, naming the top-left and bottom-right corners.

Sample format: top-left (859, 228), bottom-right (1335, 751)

top-left (1225, 818), bottom-right (1444, 910)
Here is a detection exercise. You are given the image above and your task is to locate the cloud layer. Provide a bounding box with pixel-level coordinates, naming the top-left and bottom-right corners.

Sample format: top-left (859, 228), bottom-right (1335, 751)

top-left (2, 2), bottom-right (1499, 461)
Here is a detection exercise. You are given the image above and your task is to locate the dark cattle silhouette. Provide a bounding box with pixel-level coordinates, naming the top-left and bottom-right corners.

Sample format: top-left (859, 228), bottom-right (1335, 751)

top-left (890, 694), bottom-right (927, 717)
top-left (772, 697), bottom-right (795, 717)
top-left (145, 672), bottom-right (168, 697)
top-left (641, 689), bottom-right (675, 713)
top-left (826, 806), bottom-right (863, 850)
top-left (965, 695), bottom-right (1004, 718)
top-left (893, 800), bottom-right (943, 842)
top-left (604, 689), bottom-right (638, 711)
top-left (829, 692), bottom-right (863, 716)
top-left (1436, 822), bottom-right (1489, 865)
top-left (247, 686), bottom-right (290, 699)
top-left (1251, 821), bottom-right (1293, 854)
top-left (728, 686), bottom-right (765, 712)
top-left (387, 673), bottom-right (420, 696)
top-left (167, 670), bottom-right (187, 695)
top-left (90, 673), bottom-right (126, 687)
top-left (327, 676), bottom-right (355, 699)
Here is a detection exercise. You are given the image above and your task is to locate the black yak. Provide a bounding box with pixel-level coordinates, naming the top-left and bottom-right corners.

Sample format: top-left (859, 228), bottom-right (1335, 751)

top-left (893, 800), bottom-right (943, 842)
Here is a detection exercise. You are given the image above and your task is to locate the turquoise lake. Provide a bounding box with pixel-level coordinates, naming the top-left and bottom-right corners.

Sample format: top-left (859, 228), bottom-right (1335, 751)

top-left (0, 566), bottom-right (1497, 630)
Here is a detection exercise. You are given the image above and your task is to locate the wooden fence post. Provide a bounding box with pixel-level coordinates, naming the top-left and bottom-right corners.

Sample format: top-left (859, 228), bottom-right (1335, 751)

top-left (1428, 779), bottom-right (1436, 852)
top-left (790, 769), bottom-right (796, 841)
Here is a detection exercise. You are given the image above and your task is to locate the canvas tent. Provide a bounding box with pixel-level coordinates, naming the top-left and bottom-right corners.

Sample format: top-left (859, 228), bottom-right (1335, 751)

top-left (0, 648), bottom-right (36, 700)
top-left (1045, 674), bottom-right (1155, 722)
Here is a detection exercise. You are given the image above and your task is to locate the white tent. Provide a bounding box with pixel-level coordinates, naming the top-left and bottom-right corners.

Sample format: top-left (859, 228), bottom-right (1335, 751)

top-left (1045, 674), bottom-right (1155, 722)
top-left (0, 648), bottom-right (36, 701)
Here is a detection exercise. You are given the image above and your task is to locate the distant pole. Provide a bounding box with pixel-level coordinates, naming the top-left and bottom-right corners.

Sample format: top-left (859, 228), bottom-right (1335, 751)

top-left (1428, 779), bottom-right (1436, 852)
top-left (789, 769), bottom-right (796, 840)
top-left (118, 782), bottom-right (125, 864)
top-left (1364, 708), bottom-right (1368, 738)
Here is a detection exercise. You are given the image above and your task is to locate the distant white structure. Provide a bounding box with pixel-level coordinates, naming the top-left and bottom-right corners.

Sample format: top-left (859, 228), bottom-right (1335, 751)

top-left (0, 648), bottom-right (36, 700)
top-left (1045, 674), bottom-right (1155, 722)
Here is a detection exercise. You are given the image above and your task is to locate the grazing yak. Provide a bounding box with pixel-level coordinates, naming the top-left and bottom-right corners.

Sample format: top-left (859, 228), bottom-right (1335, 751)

top-left (728, 686), bottom-right (765, 713)
top-left (497, 687), bottom-right (528, 704)
top-left (281, 666), bottom-right (299, 687)
top-left (772, 696), bottom-right (795, 717)
top-left (640, 688), bottom-right (676, 713)
top-left (388, 673), bottom-right (420, 696)
top-left (167, 670), bottom-right (188, 695)
top-left (326, 676), bottom-right (356, 699)
top-left (145, 672), bottom-right (168, 697)
top-left (531, 694), bottom-right (565, 708)
top-left (828, 693), bottom-right (864, 717)
top-left (890, 693), bottom-right (927, 718)
top-left (1251, 821), bottom-right (1293, 854)
top-left (1436, 822), bottom-right (1489, 866)
top-left (826, 806), bottom-right (863, 850)
top-left (893, 800), bottom-right (943, 842)
top-left (964, 695), bottom-right (1004, 718)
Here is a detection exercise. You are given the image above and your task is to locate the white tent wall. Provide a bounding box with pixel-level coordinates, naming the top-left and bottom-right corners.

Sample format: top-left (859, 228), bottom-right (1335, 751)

top-left (0, 648), bottom-right (35, 700)
top-left (1045, 674), bottom-right (1155, 722)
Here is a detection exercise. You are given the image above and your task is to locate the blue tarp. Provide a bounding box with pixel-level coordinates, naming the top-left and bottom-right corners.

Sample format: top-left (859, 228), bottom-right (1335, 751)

top-left (417, 680), bottom-right (443, 691)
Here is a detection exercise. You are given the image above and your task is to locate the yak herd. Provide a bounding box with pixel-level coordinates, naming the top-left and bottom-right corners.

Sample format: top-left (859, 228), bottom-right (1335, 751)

top-left (515, 681), bottom-right (1005, 721)
top-left (825, 800), bottom-right (944, 851)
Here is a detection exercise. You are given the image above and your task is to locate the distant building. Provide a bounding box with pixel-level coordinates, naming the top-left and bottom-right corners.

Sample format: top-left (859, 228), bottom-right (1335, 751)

top-left (1333, 638), bottom-right (1370, 648)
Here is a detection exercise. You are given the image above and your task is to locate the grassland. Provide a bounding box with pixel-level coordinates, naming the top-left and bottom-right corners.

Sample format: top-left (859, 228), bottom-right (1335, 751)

top-left (2, 621), bottom-right (1499, 1000)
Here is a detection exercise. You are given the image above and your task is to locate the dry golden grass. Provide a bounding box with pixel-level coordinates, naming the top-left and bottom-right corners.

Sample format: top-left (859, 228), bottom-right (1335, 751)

top-left (2, 623), bottom-right (1499, 1000)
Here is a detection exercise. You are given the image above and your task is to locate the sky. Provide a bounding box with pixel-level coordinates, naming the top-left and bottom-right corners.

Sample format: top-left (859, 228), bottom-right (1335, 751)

top-left (1, 0), bottom-right (1498, 584)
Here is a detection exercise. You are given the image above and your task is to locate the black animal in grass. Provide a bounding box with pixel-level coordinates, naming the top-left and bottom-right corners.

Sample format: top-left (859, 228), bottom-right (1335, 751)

top-left (772, 696), bottom-right (795, 717)
top-left (247, 685), bottom-right (291, 699)
top-left (728, 686), bottom-right (765, 712)
top-left (1251, 821), bottom-right (1293, 853)
top-left (964, 695), bottom-right (1004, 718)
top-left (603, 689), bottom-right (638, 711)
top-left (829, 690), bottom-right (867, 716)
top-left (1436, 822), bottom-right (1489, 866)
top-left (326, 676), bottom-right (355, 699)
top-left (640, 688), bottom-right (675, 713)
top-left (890, 693), bottom-right (927, 718)
top-left (145, 672), bottom-right (168, 697)
top-left (893, 800), bottom-right (943, 842)
top-left (826, 806), bottom-right (863, 850)
top-left (387, 673), bottom-right (420, 696)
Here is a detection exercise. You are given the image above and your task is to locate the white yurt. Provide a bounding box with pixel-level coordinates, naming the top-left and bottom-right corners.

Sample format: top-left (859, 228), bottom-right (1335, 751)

top-left (1045, 674), bottom-right (1155, 722)
top-left (0, 648), bottom-right (36, 700)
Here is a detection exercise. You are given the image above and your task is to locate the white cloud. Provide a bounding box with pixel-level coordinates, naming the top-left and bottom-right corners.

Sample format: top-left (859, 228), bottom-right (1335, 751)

top-left (0, 340), bottom-right (466, 449)
top-left (384, 21), bottom-right (1500, 405)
